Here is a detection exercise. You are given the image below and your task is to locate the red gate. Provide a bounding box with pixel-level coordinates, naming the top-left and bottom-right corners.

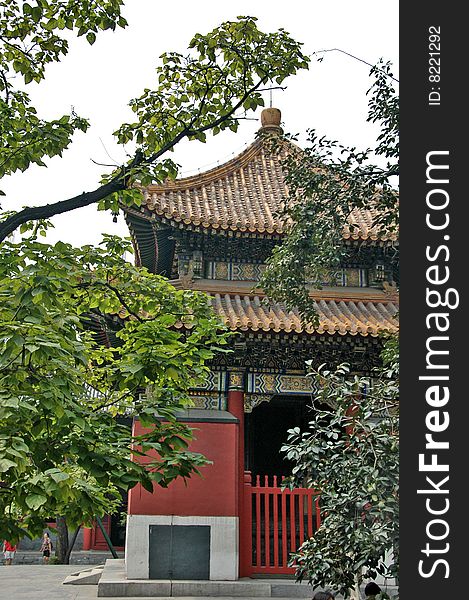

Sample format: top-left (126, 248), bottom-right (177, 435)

top-left (240, 472), bottom-right (321, 576)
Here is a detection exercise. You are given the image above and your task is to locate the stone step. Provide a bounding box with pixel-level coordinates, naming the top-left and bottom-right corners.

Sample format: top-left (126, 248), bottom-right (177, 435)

top-left (63, 564), bottom-right (104, 585)
top-left (96, 559), bottom-right (397, 599)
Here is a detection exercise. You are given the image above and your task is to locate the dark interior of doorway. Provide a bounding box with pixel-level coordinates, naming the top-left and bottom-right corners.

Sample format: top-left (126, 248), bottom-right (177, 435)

top-left (110, 492), bottom-right (127, 547)
top-left (245, 395), bottom-right (314, 479)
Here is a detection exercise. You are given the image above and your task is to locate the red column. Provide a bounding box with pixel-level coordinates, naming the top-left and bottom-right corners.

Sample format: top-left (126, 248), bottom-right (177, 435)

top-left (227, 389), bottom-right (245, 516)
top-left (227, 372), bottom-right (245, 577)
top-left (82, 526), bottom-right (92, 551)
top-left (240, 471), bottom-right (253, 577)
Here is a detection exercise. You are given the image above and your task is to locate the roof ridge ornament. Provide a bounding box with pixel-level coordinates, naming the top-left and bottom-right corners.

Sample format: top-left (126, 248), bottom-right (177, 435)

top-left (259, 107), bottom-right (283, 135)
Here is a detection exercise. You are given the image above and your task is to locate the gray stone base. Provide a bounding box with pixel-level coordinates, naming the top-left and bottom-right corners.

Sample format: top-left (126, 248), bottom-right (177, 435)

top-left (125, 515), bottom-right (238, 580)
top-left (98, 560), bottom-right (317, 598)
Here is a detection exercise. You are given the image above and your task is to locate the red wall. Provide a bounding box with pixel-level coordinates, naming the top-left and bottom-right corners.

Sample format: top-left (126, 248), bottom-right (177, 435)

top-left (128, 419), bottom-right (239, 517)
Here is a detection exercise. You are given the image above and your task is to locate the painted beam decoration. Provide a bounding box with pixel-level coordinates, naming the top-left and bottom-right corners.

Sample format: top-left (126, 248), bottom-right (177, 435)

top-left (244, 373), bottom-right (319, 412)
top-left (206, 260), bottom-right (266, 282)
top-left (187, 370), bottom-right (320, 412)
top-left (189, 371), bottom-right (228, 410)
top-left (246, 373), bottom-right (319, 396)
top-left (206, 260), bottom-right (369, 287)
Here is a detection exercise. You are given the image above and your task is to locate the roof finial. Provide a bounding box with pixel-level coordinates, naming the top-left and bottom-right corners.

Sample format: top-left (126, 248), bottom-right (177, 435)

top-left (259, 107), bottom-right (282, 134)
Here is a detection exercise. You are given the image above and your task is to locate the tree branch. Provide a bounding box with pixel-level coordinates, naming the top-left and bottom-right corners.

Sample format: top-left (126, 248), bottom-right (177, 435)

top-left (102, 282), bottom-right (143, 322)
top-left (0, 179), bottom-right (123, 241)
top-left (311, 48), bottom-right (399, 83)
top-left (0, 69), bottom-right (10, 103)
top-left (0, 72), bottom-right (268, 243)
top-left (91, 386), bottom-right (138, 413)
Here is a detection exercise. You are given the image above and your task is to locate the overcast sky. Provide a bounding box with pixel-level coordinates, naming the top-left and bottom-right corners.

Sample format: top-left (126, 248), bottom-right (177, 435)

top-left (2, 0), bottom-right (399, 247)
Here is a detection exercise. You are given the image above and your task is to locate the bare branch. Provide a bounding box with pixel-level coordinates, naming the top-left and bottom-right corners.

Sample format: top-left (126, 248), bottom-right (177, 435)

top-left (311, 48), bottom-right (399, 83)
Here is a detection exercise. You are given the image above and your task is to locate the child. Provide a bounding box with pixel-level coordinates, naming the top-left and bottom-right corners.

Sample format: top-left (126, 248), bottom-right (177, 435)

top-left (3, 540), bottom-right (17, 566)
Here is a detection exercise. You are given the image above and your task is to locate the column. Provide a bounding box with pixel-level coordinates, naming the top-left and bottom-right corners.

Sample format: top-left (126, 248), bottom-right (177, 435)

top-left (82, 526), bottom-right (92, 551)
top-left (227, 370), bottom-right (245, 577)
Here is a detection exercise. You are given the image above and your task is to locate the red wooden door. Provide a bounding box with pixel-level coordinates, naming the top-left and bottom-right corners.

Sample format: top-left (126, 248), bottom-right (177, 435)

top-left (90, 515), bottom-right (111, 550)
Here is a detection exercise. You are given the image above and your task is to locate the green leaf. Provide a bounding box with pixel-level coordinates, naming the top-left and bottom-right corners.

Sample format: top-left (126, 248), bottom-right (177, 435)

top-left (31, 6), bottom-right (42, 22)
top-left (141, 478), bottom-right (154, 493)
top-left (25, 493), bottom-right (48, 510)
top-left (50, 471), bottom-right (69, 483)
top-left (166, 367), bottom-right (179, 381)
top-left (0, 458), bottom-right (17, 473)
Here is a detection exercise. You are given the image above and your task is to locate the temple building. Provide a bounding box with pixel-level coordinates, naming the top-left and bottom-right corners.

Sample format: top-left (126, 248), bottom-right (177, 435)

top-left (98, 108), bottom-right (399, 579)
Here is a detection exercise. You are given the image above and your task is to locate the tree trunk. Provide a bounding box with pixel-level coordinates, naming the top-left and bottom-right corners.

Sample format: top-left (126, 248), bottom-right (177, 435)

top-left (348, 572), bottom-right (362, 600)
top-left (55, 516), bottom-right (69, 564)
top-left (64, 525), bottom-right (81, 565)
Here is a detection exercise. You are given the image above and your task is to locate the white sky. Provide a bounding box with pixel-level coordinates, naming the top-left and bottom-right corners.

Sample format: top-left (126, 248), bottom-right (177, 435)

top-left (2, 0), bottom-right (399, 247)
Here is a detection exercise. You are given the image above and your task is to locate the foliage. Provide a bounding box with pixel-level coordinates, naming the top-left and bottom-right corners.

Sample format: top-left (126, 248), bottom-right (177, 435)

top-left (0, 0), bottom-right (126, 179)
top-left (262, 59), bottom-right (400, 597)
top-left (0, 6), bottom-right (309, 240)
top-left (0, 229), bottom-right (229, 542)
top-left (260, 61), bottom-right (398, 320)
top-left (282, 338), bottom-right (399, 599)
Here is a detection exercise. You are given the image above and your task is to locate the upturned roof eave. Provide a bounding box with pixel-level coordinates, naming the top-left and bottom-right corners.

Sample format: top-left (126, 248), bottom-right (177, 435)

top-left (125, 130), bottom-right (397, 243)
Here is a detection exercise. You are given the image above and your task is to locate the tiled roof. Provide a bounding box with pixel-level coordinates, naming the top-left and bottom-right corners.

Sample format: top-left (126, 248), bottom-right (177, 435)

top-left (343, 207), bottom-right (394, 242)
top-left (141, 137), bottom-right (396, 241)
top-left (208, 294), bottom-right (398, 336)
top-left (172, 279), bottom-right (398, 336)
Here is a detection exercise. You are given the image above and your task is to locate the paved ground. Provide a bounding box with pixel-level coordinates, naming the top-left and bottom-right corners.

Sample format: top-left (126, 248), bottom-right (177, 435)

top-left (0, 566), bottom-right (97, 599)
top-left (0, 565), bottom-right (312, 600)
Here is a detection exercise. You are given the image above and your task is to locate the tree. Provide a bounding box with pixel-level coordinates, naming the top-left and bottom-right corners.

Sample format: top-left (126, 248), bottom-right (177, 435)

top-left (260, 62), bottom-right (399, 598)
top-left (261, 61), bottom-right (398, 320)
top-left (0, 3), bottom-right (309, 555)
top-left (0, 4), bottom-right (309, 240)
top-left (0, 229), bottom-right (230, 547)
top-left (282, 338), bottom-right (399, 599)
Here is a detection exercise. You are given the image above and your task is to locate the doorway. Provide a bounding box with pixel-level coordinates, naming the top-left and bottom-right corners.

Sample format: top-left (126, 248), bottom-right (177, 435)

top-left (245, 395), bottom-right (313, 479)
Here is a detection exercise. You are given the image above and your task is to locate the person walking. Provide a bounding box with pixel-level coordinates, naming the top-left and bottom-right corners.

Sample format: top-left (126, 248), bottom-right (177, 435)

top-left (40, 532), bottom-right (53, 564)
top-left (3, 540), bottom-right (17, 565)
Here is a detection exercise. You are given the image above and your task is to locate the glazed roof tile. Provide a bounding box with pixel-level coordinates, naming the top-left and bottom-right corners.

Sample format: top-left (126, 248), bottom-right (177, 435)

top-left (171, 280), bottom-right (398, 336)
top-left (208, 293), bottom-right (397, 336)
top-left (142, 137), bottom-right (396, 241)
